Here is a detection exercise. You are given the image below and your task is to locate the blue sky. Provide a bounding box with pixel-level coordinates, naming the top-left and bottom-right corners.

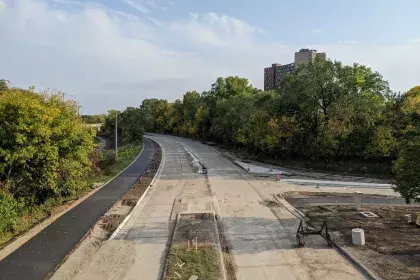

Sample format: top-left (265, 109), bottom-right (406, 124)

top-left (1, 0), bottom-right (419, 113)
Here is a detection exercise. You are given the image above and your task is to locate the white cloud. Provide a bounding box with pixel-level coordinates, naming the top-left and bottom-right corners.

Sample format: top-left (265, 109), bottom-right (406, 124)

top-left (122, 0), bottom-right (149, 14)
top-left (147, 16), bottom-right (164, 27)
top-left (0, 0), bottom-right (210, 113)
top-left (0, 0), bottom-right (419, 114)
top-left (170, 12), bottom-right (265, 48)
top-left (313, 29), bottom-right (324, 35)
top-left (121, 0), bottom-right (169, 14)
top-left (336, 40), bottom-right (358, 45)
top-left (146, 0), bottom-right (168, 10)
top-left (408, 38), bottom-right (420, 44)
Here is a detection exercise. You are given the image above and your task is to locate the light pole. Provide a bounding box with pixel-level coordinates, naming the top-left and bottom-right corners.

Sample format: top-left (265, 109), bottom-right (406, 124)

top-left (115, 111), bottom-right (118, 160)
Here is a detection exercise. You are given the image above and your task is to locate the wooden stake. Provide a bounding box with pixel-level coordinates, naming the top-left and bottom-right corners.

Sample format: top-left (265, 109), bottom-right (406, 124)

top-left (195, 236), bottom-right (198, 254)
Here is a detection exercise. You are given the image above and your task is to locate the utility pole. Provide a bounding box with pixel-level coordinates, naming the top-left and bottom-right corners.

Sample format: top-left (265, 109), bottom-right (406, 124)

top-left (115, 111), bottom-right (118, 160)
top-left (77, 102), bottom-right (81, 116)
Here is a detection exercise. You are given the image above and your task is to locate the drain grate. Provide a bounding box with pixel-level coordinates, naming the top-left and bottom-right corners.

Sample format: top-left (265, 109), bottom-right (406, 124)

top-left (360, 212), bottom-right (378, 218)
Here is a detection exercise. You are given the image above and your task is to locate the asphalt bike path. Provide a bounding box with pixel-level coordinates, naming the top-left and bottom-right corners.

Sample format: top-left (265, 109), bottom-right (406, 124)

top-left (0, 137), bottom-right (156, 280)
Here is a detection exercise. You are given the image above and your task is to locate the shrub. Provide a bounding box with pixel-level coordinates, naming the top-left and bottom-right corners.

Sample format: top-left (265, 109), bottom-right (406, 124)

top-left (0, 193), bottom-right (22, 234)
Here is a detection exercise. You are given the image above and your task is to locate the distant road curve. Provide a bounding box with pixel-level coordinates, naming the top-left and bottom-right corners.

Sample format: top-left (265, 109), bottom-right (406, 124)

top-left (96, 136), bottom-right (108, 150)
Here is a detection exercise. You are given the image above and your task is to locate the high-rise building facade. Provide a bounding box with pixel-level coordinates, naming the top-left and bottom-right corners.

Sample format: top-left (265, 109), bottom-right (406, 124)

top-left (264, 49), bottom-right (327, 91)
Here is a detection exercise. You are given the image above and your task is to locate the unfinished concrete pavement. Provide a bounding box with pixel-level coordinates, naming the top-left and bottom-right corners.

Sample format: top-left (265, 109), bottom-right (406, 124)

top-left (158, 135), bottom-right (365, 280)
top-left (52, 135), bottom-right (366, 280)
top-left (52, 136), bottom-right (215, 280)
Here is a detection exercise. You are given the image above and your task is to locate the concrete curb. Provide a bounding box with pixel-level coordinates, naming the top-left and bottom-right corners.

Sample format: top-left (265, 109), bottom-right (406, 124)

top-left (273, 194), bottom-right (307, 221)
top-left (334, 244), bottom-right (378, 280)
top-left (174, 141), bottom-right (205, 174)
top-left (222, 153), bottom-right (249, 172)
top-left (108, 138), bottom-right (165, 241)
top-left (274, 193), bottom-right (378, 280)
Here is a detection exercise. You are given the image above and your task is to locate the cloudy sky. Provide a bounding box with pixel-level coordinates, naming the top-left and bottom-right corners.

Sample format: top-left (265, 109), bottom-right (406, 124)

top-left (1, 0), bottom-right (419, 114)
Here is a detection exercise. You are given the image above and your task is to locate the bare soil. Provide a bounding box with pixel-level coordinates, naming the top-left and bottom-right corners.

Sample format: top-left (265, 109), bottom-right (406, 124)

top-left (101, 214), bottom-right (125, 235)
top-left (286, 194), bottom-right (420, 280)
top-left (163, 212), bottom-right (225, 280)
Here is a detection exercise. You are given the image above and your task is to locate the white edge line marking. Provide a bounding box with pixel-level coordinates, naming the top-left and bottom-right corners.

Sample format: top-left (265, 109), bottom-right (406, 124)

top-left (108, 136), bottom-right (166, 241)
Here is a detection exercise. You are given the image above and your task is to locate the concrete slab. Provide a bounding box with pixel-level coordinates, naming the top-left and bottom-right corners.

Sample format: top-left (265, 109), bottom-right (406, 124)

top-left (51, 134), bottom-right (371, 280)
top-left (159, 135), bottom-right (366, 280)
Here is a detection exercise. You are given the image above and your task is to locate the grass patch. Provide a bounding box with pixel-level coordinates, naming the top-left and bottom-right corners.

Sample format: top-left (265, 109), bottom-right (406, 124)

top-left (90, 142), bottom-right (142, 184)
top-left (0, 142), bottom-right (142, 248)
top-left (164, 243), bottom-right (223, 280)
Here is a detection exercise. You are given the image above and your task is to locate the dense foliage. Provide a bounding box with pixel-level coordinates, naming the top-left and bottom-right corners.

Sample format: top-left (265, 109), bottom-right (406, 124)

top-left (0, 83), bottom-right (149, 241)
top-left (101, 107), bottom-right (146, 144)
top-left (0, 87), bottom-right (96, 205)
top-left (139, 59), bottom-right (420, 202)
top-left (81, 114), bottom-right (106, 124)
top-left (0, 85), bottom-right (98, 237)
top-left (393, 86), bottom-right (420, 203)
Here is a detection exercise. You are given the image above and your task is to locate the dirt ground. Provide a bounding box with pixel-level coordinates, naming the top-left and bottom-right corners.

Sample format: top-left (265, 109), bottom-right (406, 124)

top-left (163, 213), bottom-right (224, 280)
top-left (284, 193), bottom-right (420, 280)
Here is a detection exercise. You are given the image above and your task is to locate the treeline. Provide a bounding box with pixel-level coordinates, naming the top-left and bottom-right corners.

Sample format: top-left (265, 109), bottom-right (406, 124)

top-left (101, 108), bottom-right (146, 144)
top-left (137, 59), bottom-right (420, 202)
top-left (81, 114), bottom-right (106, 124)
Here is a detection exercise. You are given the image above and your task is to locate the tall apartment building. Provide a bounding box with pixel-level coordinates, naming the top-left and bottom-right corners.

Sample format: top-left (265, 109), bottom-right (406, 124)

top-left (264, 48), bottom-right (327, 91)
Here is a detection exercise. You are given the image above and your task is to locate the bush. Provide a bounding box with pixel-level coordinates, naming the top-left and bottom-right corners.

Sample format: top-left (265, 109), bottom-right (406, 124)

top-left (393, 136), bottom-right (420, 203)
top-left (0, 193), bottom-right (22, 234)
top-left (0, 88), bottom-right (95, 205)
top-left (90, 150), bottom-right (117, 176)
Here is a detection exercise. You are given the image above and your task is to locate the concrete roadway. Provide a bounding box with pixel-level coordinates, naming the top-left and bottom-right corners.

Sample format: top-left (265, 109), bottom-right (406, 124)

top-left (52, 136), bottom-right (213, 280)
top-left (59, 134), bottom-right (366, 280)
top-left (0, 138), bottom-right (156, 280)
top-left (166, 135), bottom-right (365, 280)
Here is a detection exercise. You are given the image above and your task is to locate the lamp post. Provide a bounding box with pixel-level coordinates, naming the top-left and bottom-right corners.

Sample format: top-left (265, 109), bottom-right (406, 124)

top-left (115, 111), bottom-right (118, 160)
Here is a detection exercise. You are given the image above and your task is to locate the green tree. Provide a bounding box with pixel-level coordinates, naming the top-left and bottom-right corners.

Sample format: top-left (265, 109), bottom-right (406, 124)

top-left (393, 86), bottom-right (420, 203)
top-left (0, 80), bottom-right (9, 91)
top-left (393, 136), bottom-right (420, 203)
top-left (0, 88), bottom-right (95, 203)
top-left (279, 59), bottom-right (390, 159)
top-left (120, 107), bottom-right (145, 143)
top-left (81, 114), bottom-right (106, 124)
top-left (102, 110), bottom-right (121, 141)
top-left (140, 99), bottom-right (171, 132)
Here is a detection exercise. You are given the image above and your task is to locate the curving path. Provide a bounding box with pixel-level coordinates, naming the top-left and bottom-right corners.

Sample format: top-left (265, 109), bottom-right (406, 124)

top-left (0, 137), bottom-right (156, 280)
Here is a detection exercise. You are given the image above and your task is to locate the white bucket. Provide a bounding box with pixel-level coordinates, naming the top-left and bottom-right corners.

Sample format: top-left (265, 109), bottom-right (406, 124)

top-left (354, 191), bottom-right (363, 211)
top-left (352, 228), bottom-right (365, 246)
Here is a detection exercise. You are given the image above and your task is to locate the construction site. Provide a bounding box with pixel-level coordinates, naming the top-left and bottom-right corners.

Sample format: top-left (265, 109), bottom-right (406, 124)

top-left (1, 134), bottom-right (419, 280)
